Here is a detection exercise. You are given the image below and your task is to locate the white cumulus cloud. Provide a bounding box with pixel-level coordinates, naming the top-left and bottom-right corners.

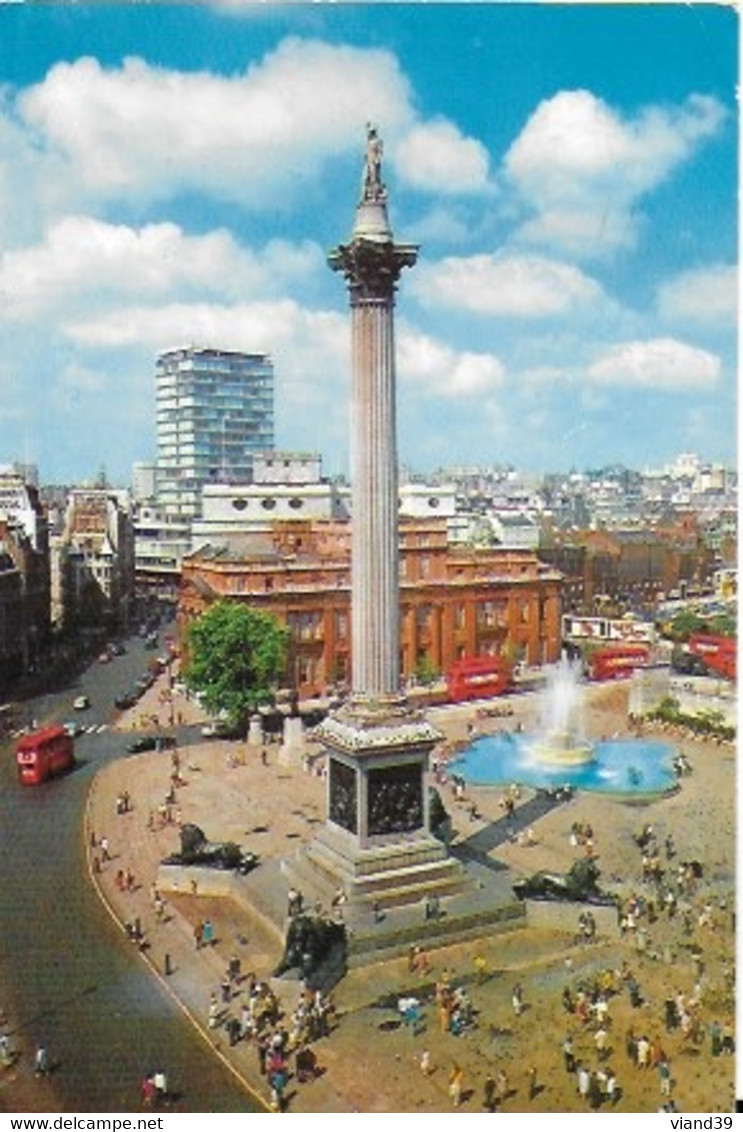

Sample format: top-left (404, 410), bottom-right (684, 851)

top-left (0, 216), bottom-right (322, 321)
top-left (411, 253), bottom-right (605, 317)
top-left (587, 337), bottom-right (721, 389)
top-left (394, 119), bottom-right (491, 195)
top-left (505, 90), bottom-right (726, 258)
top-left (657, 263), bottom-right (738, 328)
top-left (398, 327), bottom-right (505, 396)
top-left (16, 41), bottom-right (415, 212)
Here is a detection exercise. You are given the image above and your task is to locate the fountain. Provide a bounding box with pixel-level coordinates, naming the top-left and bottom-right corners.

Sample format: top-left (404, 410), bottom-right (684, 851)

top-left (449, 658), bottom-right (678, 801)
top-left (531, 658), bottom-right (593, 767)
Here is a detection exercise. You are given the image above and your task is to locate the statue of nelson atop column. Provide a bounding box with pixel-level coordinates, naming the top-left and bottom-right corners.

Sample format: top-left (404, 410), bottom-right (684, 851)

top-left (361, 122), bottom-right (387, 203)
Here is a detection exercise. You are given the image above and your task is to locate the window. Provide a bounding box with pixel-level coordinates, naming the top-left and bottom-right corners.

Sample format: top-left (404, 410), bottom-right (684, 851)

top-left (232, 498), bottom-right (248, 511)
top-left (261, 498), bottom-right (277, 510)
top-left (478, 601), bottom-right (496, 628)
top-left (416, 604), bottom-right (431, 633)
top-left (288, 498), bottom-right (304, 510)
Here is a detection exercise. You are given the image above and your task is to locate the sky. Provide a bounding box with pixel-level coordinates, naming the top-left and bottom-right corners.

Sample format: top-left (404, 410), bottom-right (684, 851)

top-left (0, 1), bottom-right (737, 484)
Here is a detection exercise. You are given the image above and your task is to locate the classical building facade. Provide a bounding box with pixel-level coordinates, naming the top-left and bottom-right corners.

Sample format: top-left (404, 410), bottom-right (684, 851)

top-left (179, 517), bottom-right (562, 698)
top-left (155, 346), bottom-right (274, 519)
top-left (190, 452), bottom-right (350, 547)
top-left (0, 472), bottom-right (51, 686)
top-left (60, 489), bottom-right (135, 636)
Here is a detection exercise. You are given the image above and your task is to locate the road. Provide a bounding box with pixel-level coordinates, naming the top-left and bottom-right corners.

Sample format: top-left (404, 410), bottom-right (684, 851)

top-left (0, 630), bottom-right (258, 1112)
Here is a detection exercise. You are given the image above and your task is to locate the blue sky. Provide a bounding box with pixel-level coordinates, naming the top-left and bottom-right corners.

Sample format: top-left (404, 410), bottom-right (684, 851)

top-left (0, 2), bottom-right (736, 483)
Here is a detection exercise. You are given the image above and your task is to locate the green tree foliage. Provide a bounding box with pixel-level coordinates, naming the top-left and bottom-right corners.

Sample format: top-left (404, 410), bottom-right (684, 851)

top-left (185, 601), bottom-right (289, 727)
top-left (663, 609), bottom-right (736, 643)
top-left (414, 656), bottom-right (440, 686)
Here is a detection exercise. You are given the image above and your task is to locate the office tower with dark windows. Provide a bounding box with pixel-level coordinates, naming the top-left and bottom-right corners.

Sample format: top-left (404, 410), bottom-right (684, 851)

top-left (155, 346), bottom-right (274, 519)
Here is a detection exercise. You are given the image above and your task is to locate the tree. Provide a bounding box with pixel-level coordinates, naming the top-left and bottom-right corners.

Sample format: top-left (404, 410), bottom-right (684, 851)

top-left (414, 656), bottom-right (440, 687)
top-left (184, 601), bottom-right (289, 729)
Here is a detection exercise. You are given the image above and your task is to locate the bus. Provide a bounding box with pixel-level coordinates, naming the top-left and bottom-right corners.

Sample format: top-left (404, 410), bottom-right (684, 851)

top-left (446, 656), bottom-right (511, 702)
top-left (688, 634), bottom-right (736, 681)
top-left (590, 644), bottom-right (649, 682)
top-left (16, 725), bottom-right (76, 786)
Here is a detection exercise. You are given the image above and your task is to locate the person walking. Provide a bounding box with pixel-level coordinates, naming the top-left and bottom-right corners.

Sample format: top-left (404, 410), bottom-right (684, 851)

top-left (595, 1025), bottom-right (609, 1060)
top-left (577, 1062), bottom-right (590, 1104)
top-left (527, 1064), bottom-right (538, 1101)
top-left (659, 1059), bottom-right (671, 1098)
top-left (709, 1019), bottom-right (722, 1057)
top-left (512, 982), bottom-right (524, 1017)
top-left (34, 1045), bottom-right (49, 1077)
top-left (153, 1069), bottom-right (167, 1103)
top-left (483, 1073), bottom-right (496, 1112)
top-left (448, 1063), bottom-right (464, 1107)
top-left (202, 918), bottom-right (214, 947)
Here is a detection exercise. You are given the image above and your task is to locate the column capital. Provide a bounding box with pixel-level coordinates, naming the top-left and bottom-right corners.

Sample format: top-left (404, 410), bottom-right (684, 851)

top-left (328, 237), bottom-right (419, 302)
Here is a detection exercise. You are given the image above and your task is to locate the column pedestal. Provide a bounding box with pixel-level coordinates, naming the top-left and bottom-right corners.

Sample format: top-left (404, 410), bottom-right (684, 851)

top-left (295, 703), bottom-right (464, 909)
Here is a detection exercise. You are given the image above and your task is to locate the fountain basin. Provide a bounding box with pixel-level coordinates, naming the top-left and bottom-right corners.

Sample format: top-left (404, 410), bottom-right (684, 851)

top-left (531, 731), bottom-right (594, 767)
top-left (449, 733), bottom-right (678, 801)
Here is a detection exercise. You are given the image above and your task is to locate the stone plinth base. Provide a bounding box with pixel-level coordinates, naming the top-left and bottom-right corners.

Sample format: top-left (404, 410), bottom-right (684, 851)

top-left (287, 826), bottom-right (466, 911)
top-left (247, 715), bottom-right (264, 747)
top-left (278, 715), bottom-right (304, 766)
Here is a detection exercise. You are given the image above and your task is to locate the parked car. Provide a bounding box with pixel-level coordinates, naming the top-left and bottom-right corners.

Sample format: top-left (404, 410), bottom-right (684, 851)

top-left (73, 695), bottom-right (90, 711)
top-left (115, 692), bottom-right (139, 710)
top-left (202, 721), bottom-right (244, 740)
top-left (63, 720), bottom-right (85, 737)
top-left (126, 736), bottom-right (156, 753)
top-left (126, 734), bottom-right (176, 753)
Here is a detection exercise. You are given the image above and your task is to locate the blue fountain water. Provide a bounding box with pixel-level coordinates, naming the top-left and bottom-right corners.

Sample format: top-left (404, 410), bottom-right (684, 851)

top-left (449, 732), bottom-right (677, 797)
top-left (449, 658), bottom-right (678, 799)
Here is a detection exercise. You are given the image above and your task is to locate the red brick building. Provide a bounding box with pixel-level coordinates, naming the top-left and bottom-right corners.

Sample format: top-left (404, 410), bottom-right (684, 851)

top-left (539, 518), bottom-right (715, 615)
top-left (179, 518), bottom-right (563, 698)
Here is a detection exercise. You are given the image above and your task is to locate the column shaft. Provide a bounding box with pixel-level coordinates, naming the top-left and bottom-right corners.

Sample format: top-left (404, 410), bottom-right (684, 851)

top-left (350, 297), bottom-right (399, 698)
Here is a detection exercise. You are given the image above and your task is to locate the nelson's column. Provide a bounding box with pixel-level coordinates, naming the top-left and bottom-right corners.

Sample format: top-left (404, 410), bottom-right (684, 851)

top-left (300, 126), bottom-right (463, 909)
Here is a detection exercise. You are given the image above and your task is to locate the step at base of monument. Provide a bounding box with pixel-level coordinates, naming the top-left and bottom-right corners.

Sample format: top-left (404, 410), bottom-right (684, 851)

top-left (345, 901), bottom-right (526, 967)
top-left (295, 832), bottom-right (468, 909)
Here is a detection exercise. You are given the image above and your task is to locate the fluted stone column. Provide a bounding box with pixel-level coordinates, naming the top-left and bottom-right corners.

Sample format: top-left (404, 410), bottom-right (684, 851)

top-left (350, 293), bottom-right (402, 698)
top-left (329, 183), bottom-right (417, 706)
top-left (295, 127), bottom-right (460, 908)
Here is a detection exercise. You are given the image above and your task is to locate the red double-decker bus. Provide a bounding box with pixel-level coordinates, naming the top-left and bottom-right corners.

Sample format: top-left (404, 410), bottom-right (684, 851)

top-left (688, 634), bottom-right (736, 681)
top-left (590, 644), bottom-right (649, 682)
top-left (16, 725), bottom-right (76, 786)
top-left (446, 656), bottom-right (511, 702)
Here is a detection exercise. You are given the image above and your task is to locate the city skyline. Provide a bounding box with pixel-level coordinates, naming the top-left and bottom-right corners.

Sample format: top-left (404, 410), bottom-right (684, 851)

top-left (0, 3), bottom-right (736, 484)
